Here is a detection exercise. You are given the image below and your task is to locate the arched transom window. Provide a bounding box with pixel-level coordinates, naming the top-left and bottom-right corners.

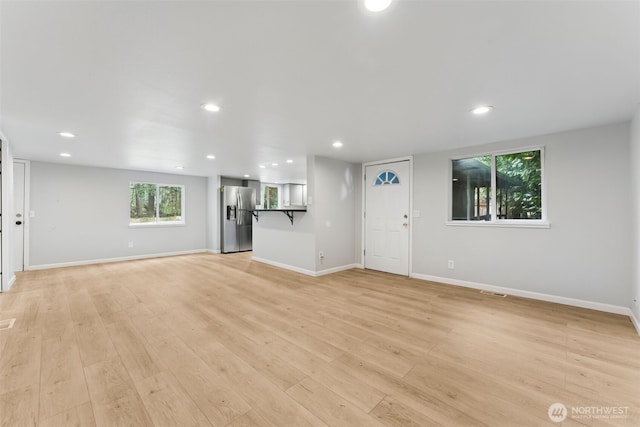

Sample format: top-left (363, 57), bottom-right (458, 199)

top-left (373, 171), bottom-right (400, 186)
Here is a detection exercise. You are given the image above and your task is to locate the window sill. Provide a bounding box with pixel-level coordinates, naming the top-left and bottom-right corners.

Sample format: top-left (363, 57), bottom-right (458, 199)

top-left (446, 221), bottom-right (550, 229)
top-left (129, 222), bottom-right (186, 228)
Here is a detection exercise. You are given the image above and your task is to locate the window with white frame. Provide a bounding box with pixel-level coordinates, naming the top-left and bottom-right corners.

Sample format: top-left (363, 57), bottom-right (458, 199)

top-left (262, 184), bottom-right (280, 209)
top-left (130, 183), bottom-right (185, 225)
top-left (451, 149), bottom-right (543, 222)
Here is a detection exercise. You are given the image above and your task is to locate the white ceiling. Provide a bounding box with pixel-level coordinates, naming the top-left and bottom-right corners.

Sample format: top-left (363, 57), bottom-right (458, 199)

top-left (1, 0), bottom-right (639, 183)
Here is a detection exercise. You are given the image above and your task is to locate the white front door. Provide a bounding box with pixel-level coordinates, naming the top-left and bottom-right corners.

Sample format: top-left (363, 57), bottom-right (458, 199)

top-left (364, 160), bottom-right (410, 276)
top-left (13, 161), bottom-right (25, 272)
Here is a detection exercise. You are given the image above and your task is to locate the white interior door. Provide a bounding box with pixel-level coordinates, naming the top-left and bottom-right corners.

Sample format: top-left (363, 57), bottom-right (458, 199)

top-left (365, 160), bottom-right (410, 275)
top-left (13, 162), bottom-right (25, 272)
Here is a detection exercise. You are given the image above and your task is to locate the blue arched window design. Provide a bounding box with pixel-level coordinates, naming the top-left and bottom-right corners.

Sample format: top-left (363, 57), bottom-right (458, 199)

top-left (374, 171), bottom-right (400, 186)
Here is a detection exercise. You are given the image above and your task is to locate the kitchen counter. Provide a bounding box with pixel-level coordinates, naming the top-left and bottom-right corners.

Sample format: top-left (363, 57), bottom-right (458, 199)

top-left (244, 208), bottom-right (307, 225)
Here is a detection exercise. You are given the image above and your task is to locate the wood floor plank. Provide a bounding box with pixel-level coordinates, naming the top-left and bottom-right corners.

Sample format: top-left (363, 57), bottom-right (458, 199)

top-left (188, 343), bottom-right (254, 388)
top-left (128, 313), bottom-right (203, 366)
top-left (66, 289), bottom-right (102, 324)
top-left (226, 410), bottom-right (274, 427)
top-left (250, 330), bottom-right (327, 377)
top-left (105, 318), bottom-right (166, 382)
top-left (92, 388), bottom-right (154, 427)
top-left (244, 312), bottom-right (345, 362)
top-left (286, 377), bottom-right (386, 427)
top-left (40, 402), bottom-right (96, 427)
top-left (90, 285), bottom-right (140, 325)
top-left (371, 395), bottom-right (445, 427)
top-left (74, 319), bottom-right (118, 367)
top-left (310, 363), bottom-right (386, 413)
top-left (567, 350), bottom-right (640, 392)
top-left (169, 356), bottom-right (252, 426)
top-left (331, 353), bottom-right (488, 426)
top-left (0, 328), bottom-right (42, 394)
top-left (84, 356), bottom-right (136, 406)
top-left (84, 356), bottom-right (153, 427)
top-left (204, 326), bottom-right (308, 391)
top-left (403, 353), bottom-right (551, 426)
top-left (0, 383), bottom-right (39, 426)
top-left (1, 291), bottom-right (42, 331)
top-left (234, 370), bottom-right (327, 427)
top-left (39, 324), bottom-right (91, 420)
top-left (135, 370), bottom-right (213, 427)
top-left (2, 253), bottom-right (639, 427)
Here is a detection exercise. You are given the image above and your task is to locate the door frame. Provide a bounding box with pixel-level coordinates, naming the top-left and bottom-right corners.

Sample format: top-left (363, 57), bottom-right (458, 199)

top-left (14, 159), bottom-right (30, 271)
top-left (361, 156), bottom-right (413, 276)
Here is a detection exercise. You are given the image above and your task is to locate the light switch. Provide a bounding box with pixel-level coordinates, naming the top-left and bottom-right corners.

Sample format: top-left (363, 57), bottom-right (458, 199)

top-left (29, 210), bottom-right (36, 218)
top-left (413, 210), bottom-right (421, 218)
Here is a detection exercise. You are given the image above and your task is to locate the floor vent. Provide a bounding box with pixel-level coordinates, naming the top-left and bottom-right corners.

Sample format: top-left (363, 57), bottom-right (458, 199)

top-left (0, 318), bottom-right (16, 331)
top-left (480, 290), bottom-right (507, 298)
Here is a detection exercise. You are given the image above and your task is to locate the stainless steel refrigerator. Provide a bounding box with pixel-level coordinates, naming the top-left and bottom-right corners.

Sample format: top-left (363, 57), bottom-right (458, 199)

top-left (220, 186), bottom-right (256, 253)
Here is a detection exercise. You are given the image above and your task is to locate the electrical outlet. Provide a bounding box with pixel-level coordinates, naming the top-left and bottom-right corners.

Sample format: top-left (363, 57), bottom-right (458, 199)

top-left (634, 296), bottom-right (638, 305)
top-left (319, 251), bottom-right (324, 259)
top-left (128, 241), bottom-right (134, 248)
top-left (447, 260), bottom-right (455, 269)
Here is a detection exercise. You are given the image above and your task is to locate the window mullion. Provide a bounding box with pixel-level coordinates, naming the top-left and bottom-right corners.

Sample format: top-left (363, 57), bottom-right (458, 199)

top-left (490, 155), bottom-right (497, 221)
top-left (155, 185), bottom-right (160, 224)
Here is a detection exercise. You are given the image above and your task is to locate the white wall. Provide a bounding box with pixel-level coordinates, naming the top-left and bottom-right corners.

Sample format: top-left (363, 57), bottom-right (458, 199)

top-left (207, 175), bottom-right (220, 252)
top-left (313, 156), bottom-right (360, 272)
top-left (354, 162), bottom-right (363, 264)
top-left (629, 107), bottom-right (640, 324)
top-left (252, 213), bottom-right (317, 272)
top-left (252, 155), bottom-right (360, 275)
top-left (29, 162), bottom-right (208, 267)
top-left (0, 137), bottom-right (16, 290)
top-left (413, 122), bottom-right (632, 308)
top-left (252, 156), bottom-right (316, 272)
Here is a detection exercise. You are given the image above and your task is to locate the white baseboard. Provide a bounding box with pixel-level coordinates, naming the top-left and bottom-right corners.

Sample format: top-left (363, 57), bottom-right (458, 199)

top-left (207, 249), bottom-right (221, 254)
top-left (630, 310), bottom-right (640, 336)
top-left (252, 256), bottom-right (316, 276)
top-left (411, 273), bottom-right (634, 318)
top-left (252, 257), bottom-right (362, 277)
top-left (26, 249), bottom-right (208, 271)
top-left (2, 275), bottom-right (16, 292)
top-left (316, 263), bottom-right (363, 277)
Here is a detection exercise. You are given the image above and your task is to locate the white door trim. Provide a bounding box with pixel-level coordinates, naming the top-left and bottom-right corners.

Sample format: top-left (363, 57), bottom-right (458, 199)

top-left (14, 159), bottom-right (30, 271)
top-left (361, 156), bottom-right (413, 276)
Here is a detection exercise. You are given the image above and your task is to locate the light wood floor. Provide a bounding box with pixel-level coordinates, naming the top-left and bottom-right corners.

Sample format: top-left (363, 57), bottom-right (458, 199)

top-left (1, 253), bottom-right (638, 426)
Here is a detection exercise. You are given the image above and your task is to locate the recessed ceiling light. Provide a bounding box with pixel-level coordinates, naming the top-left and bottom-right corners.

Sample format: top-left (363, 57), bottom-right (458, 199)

top-left (259, 165), bottom-right (266, 169)
top-left (175, 165), bottom-right (184, 170)
top-left (201, 103), bottom-right (220, 113)
top-left (206, 155), bottom-right (216, 160)
top-left (272, 163), bottom-right (278, 167)
top-left (471, 105), bottom-right (493, 115)
top-left (365, 0), bottom-right (392, 12)
top-left (286, 159), bottom-right (293, 163)
top-left (243, 174), bottom-right (250, 178)
top-left (59, 152), bottom-right (72, 157)
top-left (58, 131), bottom-right (76, 138)
top-left (332, 140), bottom-right (343, 148)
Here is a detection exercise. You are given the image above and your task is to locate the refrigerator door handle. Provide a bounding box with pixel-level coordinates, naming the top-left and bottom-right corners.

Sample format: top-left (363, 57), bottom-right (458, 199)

top-left (236, 191), bottom-right (243, 225)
